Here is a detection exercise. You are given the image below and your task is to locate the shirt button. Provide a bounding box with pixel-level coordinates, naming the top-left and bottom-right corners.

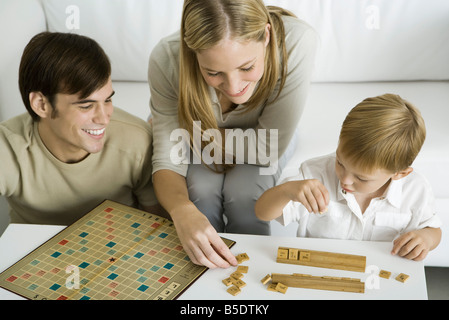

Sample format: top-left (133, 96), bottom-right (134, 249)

top-left (342, 189), bottom-right (347, 194)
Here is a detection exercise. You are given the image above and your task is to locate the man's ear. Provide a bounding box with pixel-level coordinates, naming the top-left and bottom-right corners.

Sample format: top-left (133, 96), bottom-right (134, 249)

top-left (392, 167), bottom-right (413, 180)
top-left (29, 92), bottom-right (51, 119)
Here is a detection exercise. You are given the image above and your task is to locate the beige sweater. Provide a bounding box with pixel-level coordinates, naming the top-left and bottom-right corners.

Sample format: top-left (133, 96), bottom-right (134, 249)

top-left (0, 108), bottom-right (156, 225)
top-left (148, 15), bottom-right (318, 177)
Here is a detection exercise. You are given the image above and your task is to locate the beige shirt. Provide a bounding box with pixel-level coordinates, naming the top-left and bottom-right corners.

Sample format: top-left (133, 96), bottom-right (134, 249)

top-left (0, 108), bottom-right (156, 225)
top-left (148, 15), bottom-right (318, 177)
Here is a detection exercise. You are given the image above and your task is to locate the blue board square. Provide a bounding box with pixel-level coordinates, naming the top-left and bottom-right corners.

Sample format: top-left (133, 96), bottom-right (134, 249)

top-left (137, 285), bottom-right (149, 292)
top-left (107, 273), bottom-right (118, 280)
top-left (134, 252), bottom-right (144, 259)
top-left (79, 232), bottom-right (88, 238)
top-left (79, 262), bottom-right (90, 269)
top-left (163, 263), bottom-right (174, 270)
top-left (131, 223), bottom-right (141, 228)
top-left (158, 233), bottom-right (168, 239)
top-left (106, 241), bottom-right (116, 248)
top-left (51, 252), bottom-right (61, 258)
top-left (49, 284), bottom-right (61, 291)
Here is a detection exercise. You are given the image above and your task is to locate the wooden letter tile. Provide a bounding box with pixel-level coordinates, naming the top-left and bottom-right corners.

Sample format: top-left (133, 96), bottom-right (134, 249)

top-left (237, 266), bottom-right (248, 273)
top-left (395, 273), bottom-right (410, 283)
top-left (222, 277), bottom-right (233, 286)
top-left (275, 282), bottom-right (288, 294)
top-left (288, 248), bottom-right (299, 260)
top-left (379, 270), bottom-right (391, 279)
top-left (299, 251), bottom-right (311, 261)
top-left (227, 285), bottom-right (241, 296)
top-left (261, 274), bottom-right (271, 285)
top-left (277, 248), bottom-right (289, 259)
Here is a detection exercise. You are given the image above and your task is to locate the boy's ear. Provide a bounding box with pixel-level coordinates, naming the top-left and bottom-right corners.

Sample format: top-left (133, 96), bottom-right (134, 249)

top-left (392, 167), bottom-right (413, 180)
top-left (29, 92), bottom-right (51, 119)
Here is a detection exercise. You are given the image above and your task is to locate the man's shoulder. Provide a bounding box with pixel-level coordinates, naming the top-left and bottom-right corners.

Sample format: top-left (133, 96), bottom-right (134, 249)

top-left (0, 113), bottom-right (33, 145)
top-left (106, 108), bottom-right (152, 151)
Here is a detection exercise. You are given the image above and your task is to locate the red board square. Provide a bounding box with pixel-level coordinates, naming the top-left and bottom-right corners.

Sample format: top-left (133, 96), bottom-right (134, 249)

top-left (21, 273), bottom-right (32, 279)
top-left (158, 276), bottom-right (169, 284)
top-left (105, 208), bottom-right (113, 213)
top-left (151, 223), bottom-right (161, 228)
top-left (161, 248), bottom-right (170, 254)
top-left (6, 276), bottom-right (18, 283)
top-left (57, 295), bottom-right (68, 300)
top-left (147, 250), bottom-right (157, 256)
top-left (58, 239), bottom-right (69, 245)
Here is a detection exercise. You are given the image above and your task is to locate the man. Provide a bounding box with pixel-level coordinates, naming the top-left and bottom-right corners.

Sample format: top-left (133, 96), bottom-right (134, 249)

top-left (0, 32), bottom-right (160, 225)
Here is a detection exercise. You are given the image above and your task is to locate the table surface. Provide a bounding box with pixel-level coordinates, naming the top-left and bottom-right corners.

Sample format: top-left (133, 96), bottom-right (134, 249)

top-left (0, 224), bottom-right (427, 300)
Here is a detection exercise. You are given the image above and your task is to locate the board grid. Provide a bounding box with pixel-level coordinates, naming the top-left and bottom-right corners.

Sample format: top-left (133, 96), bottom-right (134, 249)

top-left (0, 200), bottom-right (235, 300)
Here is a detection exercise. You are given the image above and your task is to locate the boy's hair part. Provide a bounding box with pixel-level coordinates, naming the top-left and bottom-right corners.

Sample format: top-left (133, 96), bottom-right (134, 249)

top-left (338, 93), bottom-right (426, 173)
top-left (19, 32), bottom-right (111, 121)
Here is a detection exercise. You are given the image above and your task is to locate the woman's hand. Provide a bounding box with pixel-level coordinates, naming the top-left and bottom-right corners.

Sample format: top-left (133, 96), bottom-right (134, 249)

top-left (171, 203), bottom-right (238, 269)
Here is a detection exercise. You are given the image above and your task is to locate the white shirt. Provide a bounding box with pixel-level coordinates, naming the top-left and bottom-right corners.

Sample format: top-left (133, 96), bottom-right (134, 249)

top-left (277, 153), bottom-right (442, 241)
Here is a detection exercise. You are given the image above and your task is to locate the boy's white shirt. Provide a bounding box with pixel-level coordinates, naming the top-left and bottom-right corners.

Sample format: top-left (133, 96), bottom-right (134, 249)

top-left (277, 153), bottom-right (442, 241)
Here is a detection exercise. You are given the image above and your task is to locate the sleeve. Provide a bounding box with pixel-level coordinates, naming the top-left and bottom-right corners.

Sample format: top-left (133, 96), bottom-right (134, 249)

top-left (255, 19), bottom-right (319, 159)
top-left (132, 137), bottom-right (158, 208)
top-left (148, 35), bottom-right (189, 177)
top-left (0, 126), bottom-right (20, 197)
top-left (275, 164), bottom-right (309, 226)
top-left (404, 176), bottom-right (442, 233)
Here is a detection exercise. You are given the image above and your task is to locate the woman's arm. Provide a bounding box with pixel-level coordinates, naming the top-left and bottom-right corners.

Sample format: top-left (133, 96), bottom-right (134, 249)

top-left (153, 169), bottom-right (237, 269)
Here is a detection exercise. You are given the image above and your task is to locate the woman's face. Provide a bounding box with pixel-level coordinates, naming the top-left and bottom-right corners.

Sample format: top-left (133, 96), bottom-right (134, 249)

top-left (196, 24), bottom-right (270, 106)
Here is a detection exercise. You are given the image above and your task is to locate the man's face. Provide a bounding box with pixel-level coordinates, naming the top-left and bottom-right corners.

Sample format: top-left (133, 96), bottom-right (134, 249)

top-left (38, 78), bottom-right (114, 163)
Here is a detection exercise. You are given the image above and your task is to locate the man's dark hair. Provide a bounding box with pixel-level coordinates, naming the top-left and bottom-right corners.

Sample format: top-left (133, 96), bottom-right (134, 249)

top-left (19, 32), bottom-right (111, 121)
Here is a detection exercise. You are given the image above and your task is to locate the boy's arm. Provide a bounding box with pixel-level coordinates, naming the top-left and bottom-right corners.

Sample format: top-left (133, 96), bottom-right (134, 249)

top-left (391, 227), bottom-right (442, 261)
top-left (255, 179), bottom-right (329, 221)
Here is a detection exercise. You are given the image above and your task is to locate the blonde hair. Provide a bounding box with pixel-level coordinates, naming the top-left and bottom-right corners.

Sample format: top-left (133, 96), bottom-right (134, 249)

top-left (179, 0), bottom-right (295, 171)
top-left (338, 94), bottom-right (426, 173)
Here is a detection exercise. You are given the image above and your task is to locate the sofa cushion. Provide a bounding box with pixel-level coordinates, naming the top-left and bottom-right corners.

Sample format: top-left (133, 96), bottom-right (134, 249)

top-left (266, 0), bottom-right (449, 81)
top-left (42, 0), bottom-right (449, 83)
top-left (42, 0), bottom-right (183, 82)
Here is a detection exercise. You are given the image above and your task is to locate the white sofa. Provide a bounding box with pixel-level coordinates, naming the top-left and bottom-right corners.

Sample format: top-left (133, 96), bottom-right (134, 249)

top-left (0, 0), bottom-right (448, 267)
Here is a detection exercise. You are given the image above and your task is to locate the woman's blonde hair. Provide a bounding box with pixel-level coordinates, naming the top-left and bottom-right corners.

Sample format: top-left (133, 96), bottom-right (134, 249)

top-left (179, 0), bottom-right (295, 171)
top-left (338, 94), bottom-right (426, 173)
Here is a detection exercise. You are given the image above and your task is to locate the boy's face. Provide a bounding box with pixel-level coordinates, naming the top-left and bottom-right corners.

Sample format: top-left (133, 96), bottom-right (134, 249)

top-left (37, 78), bottom-right (114, 163)
top-left (335, 148), bottom-right (397, 198)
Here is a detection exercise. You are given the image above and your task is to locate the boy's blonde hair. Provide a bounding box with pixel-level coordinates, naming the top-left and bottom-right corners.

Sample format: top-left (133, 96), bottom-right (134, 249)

top-left (338, 94), bottom-right (426, 173)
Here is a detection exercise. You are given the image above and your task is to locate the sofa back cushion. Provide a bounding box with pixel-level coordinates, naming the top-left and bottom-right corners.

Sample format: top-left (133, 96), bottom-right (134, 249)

top-left (42, 0), bottom-right (449, 82)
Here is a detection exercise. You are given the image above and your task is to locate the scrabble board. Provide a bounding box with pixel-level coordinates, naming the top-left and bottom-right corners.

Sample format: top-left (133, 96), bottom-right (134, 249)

top-left (0, 200), bottom-right (235, 300)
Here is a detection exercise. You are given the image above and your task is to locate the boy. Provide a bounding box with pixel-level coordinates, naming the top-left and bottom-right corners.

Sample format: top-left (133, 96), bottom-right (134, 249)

top-left (0, 32), bottom-right (163, 225)
top-left (255, 94), bottom-right (441, 261)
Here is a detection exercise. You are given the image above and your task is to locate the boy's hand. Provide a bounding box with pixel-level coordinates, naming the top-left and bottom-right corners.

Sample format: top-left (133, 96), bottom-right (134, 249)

top-left (391, 229), bottom-right (433, 261)
top-left (285, 179), bottom-right (329, 214)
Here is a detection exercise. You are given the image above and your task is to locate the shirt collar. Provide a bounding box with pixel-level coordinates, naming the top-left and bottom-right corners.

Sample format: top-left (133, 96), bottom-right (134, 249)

top-left (383, 178), bottom-right (403, 208)
top-left (335, 178), bottom-right (403, 208)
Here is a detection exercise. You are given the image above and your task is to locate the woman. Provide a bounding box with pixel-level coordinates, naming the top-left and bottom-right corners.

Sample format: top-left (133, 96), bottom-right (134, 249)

top-left (148, 0), bottom-right (317, 268)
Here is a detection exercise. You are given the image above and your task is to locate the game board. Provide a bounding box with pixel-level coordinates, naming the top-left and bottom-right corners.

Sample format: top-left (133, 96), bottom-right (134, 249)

top-left (0, 200), bottom-right (235, 300)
